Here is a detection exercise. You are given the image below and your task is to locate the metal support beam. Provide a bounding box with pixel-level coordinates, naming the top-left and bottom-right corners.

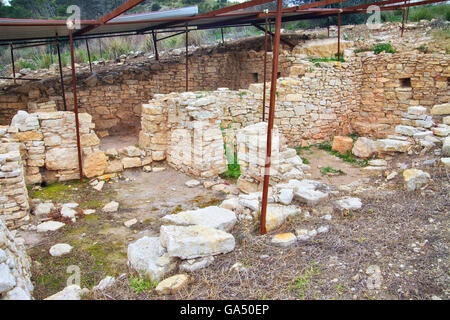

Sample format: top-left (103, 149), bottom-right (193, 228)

top-left (10, 43), bottom-right (16, 84)
top-left (337, 11), bottom-right (341, 65)
top-left (327, 17), bottom-right (330, 37)
top-left (221, 28), bottom-right (224, 44)
top-left (69, 29), bottom-right (84, 182)
top-left (260, 0), bottom-right (283, 235)
top-left (252, 23), bottom-right (295, 49)
top-left (75, 0), bottom-right (146, 36)
top-left (262, 12), bottom-right (269, 122)
top-left (85, 38), bottom-right (92, 73)
top-left (185, 25), bottom-right (189, 92)
top-left (56, 34), bottom-right (67, 111)
top-left (152, 30), bottom-right (159, 61)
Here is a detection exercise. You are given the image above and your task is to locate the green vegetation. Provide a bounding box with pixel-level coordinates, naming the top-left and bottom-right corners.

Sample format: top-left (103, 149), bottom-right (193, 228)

top-left (296, 139), bottom-right (368, 167)
top-left (290, 262), bottom-right (321, 300)
top-left (309, 53), bottom-right (345, 64)
top-left (320, 166), bottom-right (344, 175)
top-left (29, 181), bottom-right (83, 201)
top-left (381, 4), bottom-right (450, 23)
top-left (129, 275), bottom-right (158, 294)
top-left (355, 43), bottom-right (396, 55)
top-left (220, 162), bottom-right (241, 180)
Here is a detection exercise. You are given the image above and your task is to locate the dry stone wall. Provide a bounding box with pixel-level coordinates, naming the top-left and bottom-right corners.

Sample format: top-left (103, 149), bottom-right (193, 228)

top-left (0, 217), bottom-right (33, 300)
top-left (139, 92), bottom-right (227, 178)
top-left (0, 38), bottom-right (296, 137)
top-left (352, 52), bottom-right (449, 138)
top-left (0, 136), bottom-right (29, 228)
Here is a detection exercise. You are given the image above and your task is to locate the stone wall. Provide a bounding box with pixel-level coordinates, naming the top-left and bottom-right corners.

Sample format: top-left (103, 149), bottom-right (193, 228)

top-left (0, 36), bottom-right (298, 137)
top-left (6, 110), bottom-right (99, 184)
top-left (352, 52), bottom-right (450, 138)
top-left (139, 92), bottom-right (226, 178)
top-left (0, 217), bottom-right (33, 300)
top-left (0, 136), bottom-right (29, 228)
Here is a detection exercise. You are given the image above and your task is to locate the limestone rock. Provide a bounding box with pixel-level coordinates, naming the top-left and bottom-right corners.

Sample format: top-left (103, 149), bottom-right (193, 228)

top-left (105, 160), bottom-right (123, 173)
top-left (83, 151), bottom-right (107, 178)
top-left (368, 159), bottom-right (387, 167)
top-left (403, 169), bottom-right (430, 191)
top-left (431, 103), bottom-right (450, 115)
top-left (440, 158), bottom-right (450, 168)
top-left (2, 286), bottom-right (31, 300)
top-left (155, 274), bottom-right (189, 295)
top-left (159, 225), bottom-right (235, 260)
top-left (265, 204), bottom-right (301, 232)
top-left (376, 139), bottom-right (411, 153)
top-left (185, 179), bottom-right (200, 187)
top-left (127, 236), bottom-right (177, 282)
top-left (122, 157), bottom-right (142, 169)
top-left (279, 188), bottom-right (294, 205)
top-left (102, 201), bottom-right (119, 213)
top-left (45, 147), bottom-right (79, 171)
top-left (332, 136), bottom-right (353, 155)
top-left (334, 197), bottom-right (362, 210)
top-left (93, 276), bottom-right (115, 291)
top-left (290, 179), bottom-right (329, 205)
top-left (179, 256), bottom-right (214, 273)
top-left (0, 263), bottom-right (16, 293)
top-left (49, 243), bottom-right (73, 257)
top-left (219, 198), bottom-right (239, 211)
top-left (124, 218), bottom-right (138, 228)
top-left (44, 285), bottom-right (87, 300)
top-left (36, 221), bottom-right (65, 232)
top-left (161, 206), bottom-right (236, 232)
top-left (34, 202), bottom-right (54, 217)
top-left (352, 137), bottom-right (377, 159)
top-left (271, 233), bottom-right (297, 247)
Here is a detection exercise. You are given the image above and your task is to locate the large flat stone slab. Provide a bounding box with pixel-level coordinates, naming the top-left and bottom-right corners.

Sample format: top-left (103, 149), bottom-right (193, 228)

top-left (160, 225), bottom-right (235, 260)
top-left (285, 179), bottom-right (329, 205)
top-left (127, 236), bottom-right (177, 282)
top-left (265, 204), bottom-right (301, 232)
top-left (161, 206), bottom-right (236, 231)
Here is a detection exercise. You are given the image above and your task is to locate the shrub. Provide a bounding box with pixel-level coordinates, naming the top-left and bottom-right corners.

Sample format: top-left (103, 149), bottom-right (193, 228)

top-left (372, 43), bottom-right (396, 54)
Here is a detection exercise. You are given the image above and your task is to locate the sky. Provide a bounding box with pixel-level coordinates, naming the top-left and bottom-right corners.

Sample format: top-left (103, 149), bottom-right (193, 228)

top-left (1, 0), bottom-right (10, 6)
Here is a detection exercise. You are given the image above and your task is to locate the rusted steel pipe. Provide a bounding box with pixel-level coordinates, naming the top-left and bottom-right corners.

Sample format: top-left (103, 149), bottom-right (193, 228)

top-left (262, 11), bottom-right (269, 122)
top-left (327, 17), bottom-right (330, 37)
top-left (56, 34), bottom-right (67, 111)
top-left (69, 29), bottom-right (84, 182)
top-left (337, 11), bottom-right (341, 65)
top-left (10, 43), bottom-right (16, 84)
top-left (185, 25), bottom-right (189, 92)
top-left (152, 30), bottom-right (159, 61)
top-left (260, 0), bottom-right (283, 235)
top-left (85, 38), bottom-right (92, 73)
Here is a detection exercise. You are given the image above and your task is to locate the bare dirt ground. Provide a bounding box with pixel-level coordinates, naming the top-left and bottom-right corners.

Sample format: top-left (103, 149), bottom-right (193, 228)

top-left (21, 167), bottom-right (226, 300)
top-left (83, 150), bottom-right (448, 301)
top-left (99, 135), bottom-right (139, 151)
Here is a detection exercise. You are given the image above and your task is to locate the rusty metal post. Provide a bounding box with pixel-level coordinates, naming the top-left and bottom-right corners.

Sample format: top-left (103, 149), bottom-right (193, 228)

top-left (185, 25), bottom-right (189, 92)
top-left (85, 38), bottom-right (93, 73)
top-left (69, 29), bottom-right (84, 182)
top-left (327, 17), bottom-right (330, 38)
top-left (260, 0), bottom-right (283, 235)
top-left (56, 34), bottom-right (67, 111)
top-left (152, 30), bottom-right (159, 61)
top-left (262, 11), bottom-right (269, 122)
top-left (337, 11), bottom-right (341, 65)
top-left (10, 43), bottom-right (16, 84)
top-left (406, 0), bottom-right (410, 22)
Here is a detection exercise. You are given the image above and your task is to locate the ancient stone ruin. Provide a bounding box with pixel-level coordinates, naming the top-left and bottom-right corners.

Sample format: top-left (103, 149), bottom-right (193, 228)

top-left (0, 18), bottom-right (449, 301)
